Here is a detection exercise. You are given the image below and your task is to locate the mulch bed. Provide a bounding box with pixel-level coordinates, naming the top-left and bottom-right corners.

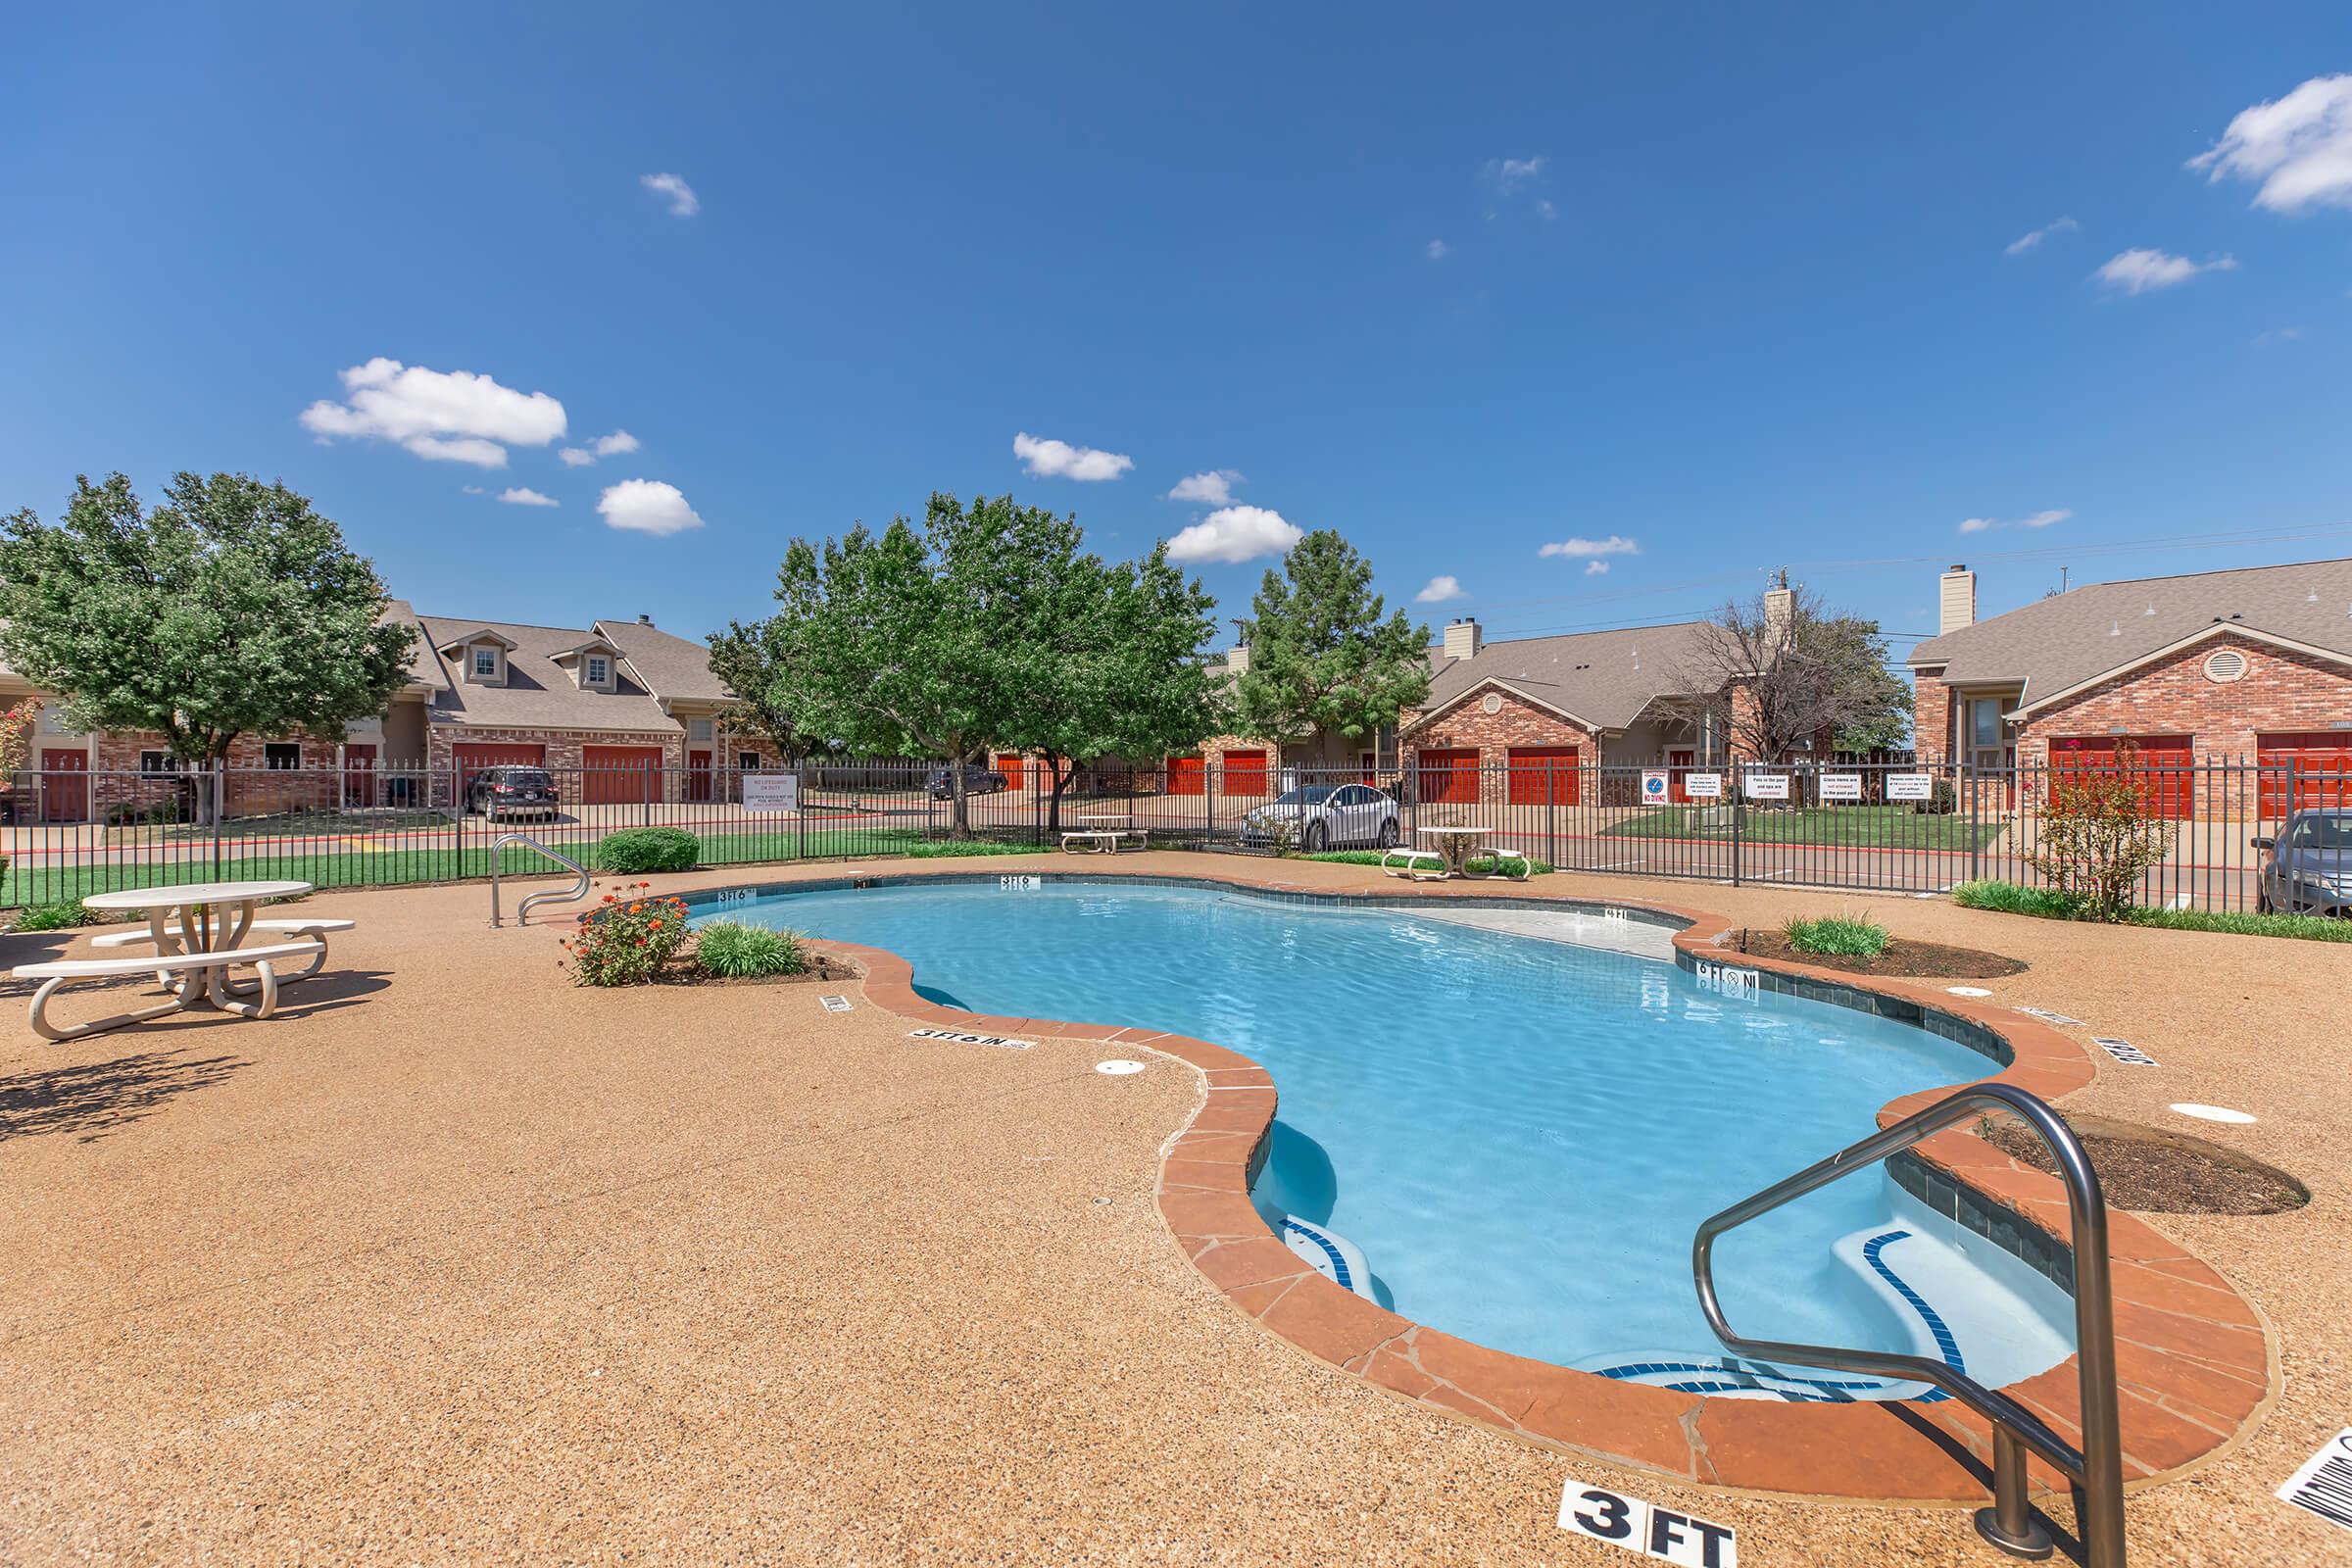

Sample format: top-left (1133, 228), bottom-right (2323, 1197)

top-left (655, 953), bottom-right (862, 988)
top-left (1981, 1115), bottom-right (2308, 1215)
top-left (1729, 928), bottom-right (2030, 979)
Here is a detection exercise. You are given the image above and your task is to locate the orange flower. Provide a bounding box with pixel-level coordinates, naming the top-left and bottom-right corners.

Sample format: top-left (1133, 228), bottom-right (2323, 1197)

top-left (629, 902), bottom-right (645, 913)
top-left (603, 894), bottom-right (616, 904)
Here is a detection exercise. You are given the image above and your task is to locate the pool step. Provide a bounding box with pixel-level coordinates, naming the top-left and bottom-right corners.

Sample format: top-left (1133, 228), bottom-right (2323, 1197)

top-left (1277, 1215), bottom-right (1378, 1300)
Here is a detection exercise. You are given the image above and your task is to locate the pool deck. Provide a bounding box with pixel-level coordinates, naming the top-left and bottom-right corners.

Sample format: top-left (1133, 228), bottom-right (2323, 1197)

top-left (2, 852), bottom-right (2345, 1565)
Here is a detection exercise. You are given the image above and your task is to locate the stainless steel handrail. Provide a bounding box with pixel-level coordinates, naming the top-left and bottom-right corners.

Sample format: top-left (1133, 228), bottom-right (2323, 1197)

top-left (487, 834), bottom-right (591, 928)
top-left (1692, 1083), bottom-right (2123, 1567)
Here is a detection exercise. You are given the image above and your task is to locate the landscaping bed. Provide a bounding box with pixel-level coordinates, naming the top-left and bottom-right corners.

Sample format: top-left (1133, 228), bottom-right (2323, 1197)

top-left (655, 951), bottom-right (860, 988)
top-left (1729, 926), bottom-right (2029, 978)
top-left (1980, 1113), bottom-right (2307, 1216)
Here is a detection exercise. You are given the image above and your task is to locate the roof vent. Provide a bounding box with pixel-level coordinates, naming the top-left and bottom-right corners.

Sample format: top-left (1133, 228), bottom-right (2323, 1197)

top-left (2203, 648), bottom-right (2248, 684)
top-left (638, 613), bottom-right (653, 625)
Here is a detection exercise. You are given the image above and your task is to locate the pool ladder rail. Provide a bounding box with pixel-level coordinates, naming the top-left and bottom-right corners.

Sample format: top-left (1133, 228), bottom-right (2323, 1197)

top-left (1692, 1083), bottom-right (2125, 1568)
top-left (486, 834), bottom-right (592, 928)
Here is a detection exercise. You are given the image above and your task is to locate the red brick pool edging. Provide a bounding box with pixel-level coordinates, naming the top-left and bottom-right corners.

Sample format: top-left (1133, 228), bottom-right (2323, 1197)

top-left (785, 873), bottom-right (2272, 1506)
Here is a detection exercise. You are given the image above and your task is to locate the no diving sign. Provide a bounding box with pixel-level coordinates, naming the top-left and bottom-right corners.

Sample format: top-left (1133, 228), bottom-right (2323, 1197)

top-left (1641, 769), bottom-right (1670, 804)
top-left (1559, 1478), bottom-right (1736, 1566)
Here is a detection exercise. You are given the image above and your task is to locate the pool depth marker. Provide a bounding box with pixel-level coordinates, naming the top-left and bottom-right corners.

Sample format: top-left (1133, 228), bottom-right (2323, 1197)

top-left (1558, 1477), bottom-right (1736, 1566)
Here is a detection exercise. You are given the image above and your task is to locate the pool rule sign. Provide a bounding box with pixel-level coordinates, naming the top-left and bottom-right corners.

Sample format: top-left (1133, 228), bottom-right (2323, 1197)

top-left (1559, 1478), bottom-right (1736, 1566)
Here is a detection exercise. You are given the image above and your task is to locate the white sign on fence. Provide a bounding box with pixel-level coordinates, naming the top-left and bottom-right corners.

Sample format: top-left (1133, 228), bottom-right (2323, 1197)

top-left (1740, 770), bottom-right (1790, 801)
top-left (741, 771), bottom-right (800, 812)
top-left (1641, 769), bottom-right (1671, 804)
top-left (1819, 772), bottom-right (1863, 802)
top-left (1886, 772), bottom-right (1934, 802)
top-left (1683, 771), bottom-right (1723, 799)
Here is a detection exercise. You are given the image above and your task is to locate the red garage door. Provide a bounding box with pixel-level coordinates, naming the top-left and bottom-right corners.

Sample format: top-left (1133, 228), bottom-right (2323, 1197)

top-left (995, 754), bottom-right (1025, 790)
top-left (1506, 746), bottom-right (1581, 806)
top-left (2259, 732), bottom-right (2352, 815)
top-left (1165, 756), bottom-right (1204, 796)
top-left (453, 742), bottom-right (546, 799)
top-left (1417, 748), bottom-right (1480, 806)
top-left (1222, 748), bottom-right (1269, 797)
top-left (2048, 734), bottom-right (2192, 819)
top-left (582, 745), bottom-right (663, 805)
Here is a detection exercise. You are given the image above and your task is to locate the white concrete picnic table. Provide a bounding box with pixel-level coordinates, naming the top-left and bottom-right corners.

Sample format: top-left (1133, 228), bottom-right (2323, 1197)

top-left (1414, 824), bottom-right (1491, 877)
top-left (82, 879), bottom-right (313, 1007)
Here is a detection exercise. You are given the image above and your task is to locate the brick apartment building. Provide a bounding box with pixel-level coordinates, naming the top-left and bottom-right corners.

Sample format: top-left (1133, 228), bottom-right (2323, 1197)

top-left (1907, 557), bottom-right (2352, 816)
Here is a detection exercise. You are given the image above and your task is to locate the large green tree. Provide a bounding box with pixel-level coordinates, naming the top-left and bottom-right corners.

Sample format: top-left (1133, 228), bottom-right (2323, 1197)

top-left (704, 613), bottom-right (816, 762)
top-left (997, 542), bottom-right (1225, 831)
top-left (1232, 529), bottom-right (1430, 753)
top-left (0, 473), bottom-right (416, 803)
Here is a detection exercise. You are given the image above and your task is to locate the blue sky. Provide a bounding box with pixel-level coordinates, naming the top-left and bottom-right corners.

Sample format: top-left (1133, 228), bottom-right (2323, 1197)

top-left (4, 5), bottom-right (2349, 661)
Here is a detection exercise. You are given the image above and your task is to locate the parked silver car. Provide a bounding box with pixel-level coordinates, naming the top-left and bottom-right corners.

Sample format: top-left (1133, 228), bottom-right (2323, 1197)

top-left (1240, 783), bottom-right (1400, 852)
top-left (2253, 808), bottom-right (2352, 916)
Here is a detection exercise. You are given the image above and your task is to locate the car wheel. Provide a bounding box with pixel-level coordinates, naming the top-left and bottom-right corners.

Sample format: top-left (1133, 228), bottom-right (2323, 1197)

top-left (1303, 821), bottom-right (1328, 852)
top-left (1376, 817), bottom-right (1399, 849)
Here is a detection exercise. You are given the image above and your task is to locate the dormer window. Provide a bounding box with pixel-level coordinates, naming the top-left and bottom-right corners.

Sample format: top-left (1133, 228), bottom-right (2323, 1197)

top-left (470, 646), bottom-right (501, 682)
top-left (585, 655), bottom-right (610, 686)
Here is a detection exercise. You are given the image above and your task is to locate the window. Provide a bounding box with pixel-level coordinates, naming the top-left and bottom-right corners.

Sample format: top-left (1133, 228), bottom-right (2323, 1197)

top-left (585, 655), bottom-right (610, 686)
top-left (471, 647), bottom-right (499, 679)
top-left (1970, 699), bottom-right (2001, 748)
top-left (687, 716), bottom-right (715, 744)
top-left (264, 743), bottom-right (301, 771)
top-left (139, 752), bottom-right (177, 775)
top-left (737, 752), bottom-right (761, 770)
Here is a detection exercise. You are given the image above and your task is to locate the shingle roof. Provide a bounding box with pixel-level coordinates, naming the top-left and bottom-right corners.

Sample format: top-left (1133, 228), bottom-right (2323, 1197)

top-left (415, 615), bottom-right (681, 733)
top-left (1416, 619), bottom-right (1717, 730)
top-left (594, 618), bottom-right (731, 703)
top-left (1906, 557), bottom-right (2352, 702)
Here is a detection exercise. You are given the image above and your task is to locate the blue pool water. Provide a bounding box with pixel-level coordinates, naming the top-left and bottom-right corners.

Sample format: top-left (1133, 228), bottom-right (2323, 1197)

top-left (695, 878), bottom-right (2075, 1395)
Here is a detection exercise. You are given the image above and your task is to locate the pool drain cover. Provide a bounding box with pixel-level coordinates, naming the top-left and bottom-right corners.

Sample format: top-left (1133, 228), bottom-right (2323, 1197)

top-left (1095, 1059), bottom-right (1146, 1076)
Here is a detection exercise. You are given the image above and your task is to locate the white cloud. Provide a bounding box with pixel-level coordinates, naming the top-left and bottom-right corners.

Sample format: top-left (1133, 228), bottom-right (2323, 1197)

top-left (1536, 198), bottom-right (1558, 220)
top-left (1167, 469), bottom-right (1242, 505)
top-left (1013, 430), bottom-right (1133, 481)
top-left (1426, 238), bottom-right (1449, 260)
top-left (641, 172), bottom-right (700, 217)
top-left (300, 357), bottom-right (565, 468)
top-left (560, 447), bottom-right (596, 467)
top-left (497, 487), bottom-right (560, 507)
top-left (462, 485), bottom-right (486, 496)
top-left (1958, 508), bottom-right (2071, 535)
top-left (1415, 574), bottom-right (1465, 604)
top-left (2255, 325), bottom-right (2306, 346)
top-left (2005, 216), bottom-right (2079, 256)
top-left (1486, 156), bottom-right (1547, 192)
top-left (1538, 534), bottom-right (1641, 560)
top-left (593, 429), bottom-right (639, 456)
top-left (2093, 248), bottom-right (2236, 294)
top-left (1165, 506), bottom-right (1302, 564)
top-left (2188, 74), bottom-right (2352, 213)
top-left (597, 479), bottom-right (704, 536)
top-left (1585, 561), bottom-right (1609, 576)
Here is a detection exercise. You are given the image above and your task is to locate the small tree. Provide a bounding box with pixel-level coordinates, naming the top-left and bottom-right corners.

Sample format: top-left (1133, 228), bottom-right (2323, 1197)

top-left (1679, 586), bottom-right (1913, 763)
top-left (705, 615), bottom-right (815, 762)
top-left (0, 473), bottom-right (415, 817)
top-left (2034, 744), bottom-right (2179, 921)
top-left (0, 698), bottom-right (39, 778)
top-left (1232, 530), bottom-right (1430, 756)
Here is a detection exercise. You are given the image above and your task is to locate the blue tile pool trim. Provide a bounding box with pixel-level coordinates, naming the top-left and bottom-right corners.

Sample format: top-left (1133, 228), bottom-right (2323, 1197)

top-left (1279, 1216), bottom-right (1355, 1294)
top-left (1858, 1228), bottom-right (1960, 1403)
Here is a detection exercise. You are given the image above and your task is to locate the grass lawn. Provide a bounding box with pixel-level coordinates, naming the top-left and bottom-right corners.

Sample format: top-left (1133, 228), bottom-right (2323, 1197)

top-left (0, 827), bottom-right (1049, 906)
top-left (1598, 804), bottom-right (2003, 852)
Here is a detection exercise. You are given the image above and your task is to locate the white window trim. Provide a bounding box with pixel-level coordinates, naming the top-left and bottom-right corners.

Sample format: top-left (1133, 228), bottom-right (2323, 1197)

top-left (584, 655), bottom-right (610, 688)
top-left (468, 644), bottom-right (504, 684)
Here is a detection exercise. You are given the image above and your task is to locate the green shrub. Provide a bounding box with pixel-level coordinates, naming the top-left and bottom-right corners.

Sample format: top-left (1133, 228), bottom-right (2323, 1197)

top-left (13, 900), bottom-right (91, 932)
top-left (694, 920), bottom-right (807, 977)
top-left (561, 882), bottom-right (691, 985)
top-left (1952, 879), bottom-right (2352, 944)
top-left (599, 826), bottom-right (700, 873)
top-left (1782, 910), bottom-right (1889, 957)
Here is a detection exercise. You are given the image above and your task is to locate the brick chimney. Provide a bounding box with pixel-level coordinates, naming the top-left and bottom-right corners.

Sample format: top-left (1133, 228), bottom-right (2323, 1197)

top-left (1938, 564), bottom-right (1976, 635)
top-left (1443, 616), bottom-right (1483, 662)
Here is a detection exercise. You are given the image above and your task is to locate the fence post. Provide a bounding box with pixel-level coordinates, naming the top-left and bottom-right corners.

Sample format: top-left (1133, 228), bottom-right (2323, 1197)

top-left (1968, 760), bottom-right (1982, 885)
top-left (1731, 771), bottom-right (1743, 888)
top-left (797, 760), bottom-right (808, 861)
top-left (643, 759), bottom-right (653, 828)
top-left (211, 762), bottom-right (224, 881)
top-left (1206, 761), bottom-right (1217, 849)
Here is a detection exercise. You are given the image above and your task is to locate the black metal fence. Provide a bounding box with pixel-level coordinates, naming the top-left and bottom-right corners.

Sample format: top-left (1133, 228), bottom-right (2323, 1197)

top-left (1, 754), bottom-right (2341, 913)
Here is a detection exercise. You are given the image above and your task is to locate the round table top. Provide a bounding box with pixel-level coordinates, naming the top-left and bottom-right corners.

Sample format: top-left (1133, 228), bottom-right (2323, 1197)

top-left (84, 879), bottom-right (314, 911)
top-left (1415, 824), bottom-right (1490, 836)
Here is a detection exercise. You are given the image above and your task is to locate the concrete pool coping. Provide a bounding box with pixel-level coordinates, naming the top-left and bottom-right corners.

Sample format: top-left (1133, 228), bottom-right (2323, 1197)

top-left (707, 867), bottom-right (2277, 1509)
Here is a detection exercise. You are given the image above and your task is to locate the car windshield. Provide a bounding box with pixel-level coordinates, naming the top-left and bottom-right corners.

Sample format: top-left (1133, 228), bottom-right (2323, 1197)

top-left (1269, 786), bottom-right (1340, 807)
top-left (2291, 813), bottom-right (2352, 850)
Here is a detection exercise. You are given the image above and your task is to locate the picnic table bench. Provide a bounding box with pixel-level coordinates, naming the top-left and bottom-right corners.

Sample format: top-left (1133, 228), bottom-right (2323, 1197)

top-left (1059, 814), bottom-right (1149, 854)
top-left (14, 940), bottom-right (325, 1042)
top-left (1380, 847), bottom-right (1449, 881)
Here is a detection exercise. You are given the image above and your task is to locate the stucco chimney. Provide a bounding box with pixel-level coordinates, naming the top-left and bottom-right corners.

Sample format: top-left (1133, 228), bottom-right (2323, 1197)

top-left (1761, 579), bottom-right (1794, 649)
top-left (1938, 564), bottom-right (1976, 635)
top-left (1443, 616), bottom-right (1483, 662)
top-left (1223, 642), bottom-right (1250, 676)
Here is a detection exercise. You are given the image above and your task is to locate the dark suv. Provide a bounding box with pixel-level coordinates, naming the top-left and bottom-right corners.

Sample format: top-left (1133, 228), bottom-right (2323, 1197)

top-left (464, 765), bottom-right (561, 820)
top-left (926, 765), bottom-right (1008, 800)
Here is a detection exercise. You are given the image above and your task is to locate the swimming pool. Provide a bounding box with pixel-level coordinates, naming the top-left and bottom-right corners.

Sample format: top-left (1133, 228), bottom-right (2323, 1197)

top-left (692, 877), bottom-right (2076, 1398)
